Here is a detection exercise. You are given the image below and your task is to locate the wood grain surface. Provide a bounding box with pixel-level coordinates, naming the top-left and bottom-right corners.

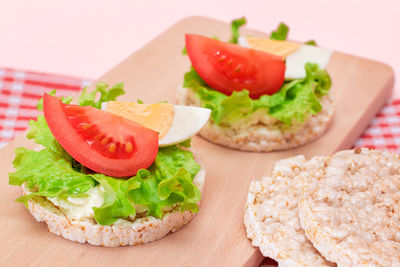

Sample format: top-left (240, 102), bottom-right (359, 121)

top-left (0, 16), bottom-right (394, 267)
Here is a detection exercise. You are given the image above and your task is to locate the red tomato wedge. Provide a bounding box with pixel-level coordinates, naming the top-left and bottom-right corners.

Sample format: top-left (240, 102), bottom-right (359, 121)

top-left (185, 34), bottom-right (286, 99)
top-left (43, 94), bottom-right (159, 177)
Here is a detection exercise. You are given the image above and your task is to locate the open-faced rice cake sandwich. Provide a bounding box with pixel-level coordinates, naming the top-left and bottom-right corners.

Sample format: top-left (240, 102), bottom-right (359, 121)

top-left (178, 17), bottom-right (334, 152)
top-left (9, 82), bottom-right (211, 246)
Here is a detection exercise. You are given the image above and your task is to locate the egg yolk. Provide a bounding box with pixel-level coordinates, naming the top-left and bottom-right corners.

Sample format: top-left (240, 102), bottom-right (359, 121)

top-left (246, 37), bottom-right (300, 59)
top-left (105, 102), bottom-right (174, 139)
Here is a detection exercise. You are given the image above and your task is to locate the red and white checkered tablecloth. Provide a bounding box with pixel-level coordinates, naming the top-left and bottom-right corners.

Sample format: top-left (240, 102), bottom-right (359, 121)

top-left (354, 102), bottom-right (400, 152)
top-left (0, 67), bottom-right (91, 148)
top-left (0, 67), bottom-right (399, 265)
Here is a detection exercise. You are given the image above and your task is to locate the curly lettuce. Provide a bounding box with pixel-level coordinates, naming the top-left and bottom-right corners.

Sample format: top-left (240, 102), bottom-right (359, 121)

top-left (9, 83), bottom-right (201, 225)
top-left (305, 40), bottom-right (317, 46)
top-left (183, 63), bottom-right (331, 126)
top-left (229, 17), bottom-right (247, 44)
top-left (269, 22), bottom-right (289, 40)
top-left (78, 82), bottom-right (125, 109)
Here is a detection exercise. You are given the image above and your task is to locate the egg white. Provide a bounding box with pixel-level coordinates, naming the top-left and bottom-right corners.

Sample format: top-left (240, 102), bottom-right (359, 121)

top-left (159, 105), bottom-right (211, 147)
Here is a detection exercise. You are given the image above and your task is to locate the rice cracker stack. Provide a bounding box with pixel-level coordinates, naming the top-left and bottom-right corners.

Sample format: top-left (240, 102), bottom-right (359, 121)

top-left (245, 148), bottom-right (400, 266)
top-left (244, 156), bottom-right (334, 266)
top-left (299, 148), bottom-right (400, 266)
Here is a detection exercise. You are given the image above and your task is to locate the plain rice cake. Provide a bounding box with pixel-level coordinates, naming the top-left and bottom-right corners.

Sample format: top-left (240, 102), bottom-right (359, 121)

top-left (299, 148), bottom-right (400, 266)
top-left (244, 156), bottom-right (334, 266)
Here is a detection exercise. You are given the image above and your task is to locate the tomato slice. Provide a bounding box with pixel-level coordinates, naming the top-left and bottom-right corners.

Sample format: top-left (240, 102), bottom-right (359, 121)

top-left (185, 34), bottom-right (286, 99)
top-left (43, 94), bottom-right (159, 177)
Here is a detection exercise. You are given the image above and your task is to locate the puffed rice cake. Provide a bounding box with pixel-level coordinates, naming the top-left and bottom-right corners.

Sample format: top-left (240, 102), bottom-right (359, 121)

top-left (244, 155), bottom-right (334, 266)
top-left (298, 148), bottom-right (400, 266)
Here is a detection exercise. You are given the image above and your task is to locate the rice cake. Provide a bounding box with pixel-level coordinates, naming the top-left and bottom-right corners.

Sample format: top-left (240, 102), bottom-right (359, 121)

top-left (244, 156), bottom-right (334, 266)
top-left (299, 148), bottom-right (400, 266)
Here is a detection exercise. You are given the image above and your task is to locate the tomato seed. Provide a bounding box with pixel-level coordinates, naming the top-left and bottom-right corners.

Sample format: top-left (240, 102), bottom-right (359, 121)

top-left (108, 143), bottom-right (116, 153)
top-left (126, 142), bottom-right (133, 153)
top-left (94, 134), bottom-right (103, 141)
top-left (100, 137), bottom-right (109, 145)
top-left (81, 123), bottom-right (92, 130)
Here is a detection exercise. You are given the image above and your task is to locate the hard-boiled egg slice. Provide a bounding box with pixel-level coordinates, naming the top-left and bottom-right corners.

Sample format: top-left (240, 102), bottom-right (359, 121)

top-left (102, 102), bottom-right (211, 147)
top-left (159, 105), bottom-right (211, 146)
top-left (238, 36), bottom-right (333, 79)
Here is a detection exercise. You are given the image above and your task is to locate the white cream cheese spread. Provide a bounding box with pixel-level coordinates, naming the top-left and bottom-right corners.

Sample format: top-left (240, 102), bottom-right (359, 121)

top-left (48, 186), bottom-right (104, 220)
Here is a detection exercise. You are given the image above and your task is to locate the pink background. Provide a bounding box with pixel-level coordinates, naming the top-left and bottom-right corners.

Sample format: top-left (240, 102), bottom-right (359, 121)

top-left (1, 0), bottom-right (399, 97)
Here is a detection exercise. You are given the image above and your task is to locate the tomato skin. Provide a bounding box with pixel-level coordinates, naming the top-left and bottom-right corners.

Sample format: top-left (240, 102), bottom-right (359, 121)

top-left (43, 94), bottom-right (159, 177)
top-left (185, 34), bottom-right (285, 99)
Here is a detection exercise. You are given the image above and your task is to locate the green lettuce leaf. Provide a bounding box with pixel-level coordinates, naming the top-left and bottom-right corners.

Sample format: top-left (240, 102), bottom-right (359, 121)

top-left (78, 82), bottom-right (125, 109)
top-left (183, 63), bottom-right (331, 126)
top-left (182, 46), bottom-right (187, 56)
top-left (269, 22), bottom-right (318, 46)
top-left (9, 147), bottom-right (97, 207)
top-left (91, 173), bottom-right (140, 225)
top-left (152, 145), bottom-right (201, 179)
top-left (157, 168), bottom-right (200, 213)
top-left (178, 139), bottom-right (191, 148)
top-left (9, 82), bottom-right (202, 225)
top-left (229, 17), bottom-right (247, 44)
top-left (269, 22), bottom-right (289, 40)
top-left (26, 115), bottom-right (67, 156)
top-left (305, 40), bottom-right (317, 46)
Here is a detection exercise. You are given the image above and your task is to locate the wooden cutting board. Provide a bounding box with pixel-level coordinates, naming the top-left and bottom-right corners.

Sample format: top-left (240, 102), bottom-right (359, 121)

top-left (0, 16), bottom-right (394, 267)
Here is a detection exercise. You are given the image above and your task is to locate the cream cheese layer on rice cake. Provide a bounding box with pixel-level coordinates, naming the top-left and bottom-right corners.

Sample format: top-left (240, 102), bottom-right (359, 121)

top-left (244, 155), bottom-right (335, 266)
top-left (298, 148), bottom-right (400, 266)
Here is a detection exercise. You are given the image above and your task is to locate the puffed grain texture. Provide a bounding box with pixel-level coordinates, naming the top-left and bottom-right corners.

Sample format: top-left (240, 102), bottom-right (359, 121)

top-left (299, 148), bottom-right (400, 266)
top-left (244, 156), bottom-right (334, 266)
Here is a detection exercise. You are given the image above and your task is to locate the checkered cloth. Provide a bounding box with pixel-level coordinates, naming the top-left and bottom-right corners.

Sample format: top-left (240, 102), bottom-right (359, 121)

top-left (0, 67), bottom-right (91, 148)
top-left (354, 101), bottom-right (400, 152)
top-left (0, 67), bottom-right (399, 266)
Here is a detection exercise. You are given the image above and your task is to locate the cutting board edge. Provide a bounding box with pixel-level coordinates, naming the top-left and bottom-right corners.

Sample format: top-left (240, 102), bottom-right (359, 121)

top-left (336, 66), bottom-right (395, 151)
